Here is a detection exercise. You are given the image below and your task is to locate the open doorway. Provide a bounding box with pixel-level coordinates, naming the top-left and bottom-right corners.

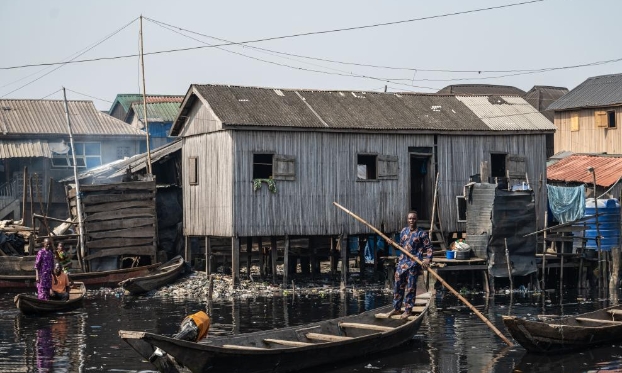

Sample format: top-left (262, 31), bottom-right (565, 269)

top-left (409, 155), bottom-right (430, 219)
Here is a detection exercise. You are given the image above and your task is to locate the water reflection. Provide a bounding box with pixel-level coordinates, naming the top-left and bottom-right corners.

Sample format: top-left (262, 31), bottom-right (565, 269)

top-left (2, 289), bottom-right (622, 372)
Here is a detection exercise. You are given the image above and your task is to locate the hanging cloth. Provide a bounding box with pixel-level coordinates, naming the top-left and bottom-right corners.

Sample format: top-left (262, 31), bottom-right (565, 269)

top-left (547, 184), bottom-right (585, 224)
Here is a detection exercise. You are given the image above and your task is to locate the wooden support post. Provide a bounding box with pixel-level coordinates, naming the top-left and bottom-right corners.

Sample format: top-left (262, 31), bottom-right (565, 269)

top-left (21, 167), bottom-right (27, 223)
top-left (184, 235), bottom-right (189, 263)
top-left (611, 246), bottom-right (621, 291)
top-left (271, 236), bottom-right (277, 284)
top-left (358, 235), bottom-right (366, 280)
top-left (311, 238), bottom-right (320, 277)
top-left (283, 235), bottom-right (289, 287)
top-left (257, 236), bottom-right (265, 279)
top-left (341, 235), bottom-right (348, 291)
top-left (246, 236), bottom-right (252, 278)
top-left (542, 211), bottom-right (548, 290)
top-left (205, 236), bottom-right (211, 276)
top-left (232, 236), bottom-right (239, 287)
top-left (330, 236), bottom-right (337, 276)
top-left (560, 242), bottom-right (564, 295)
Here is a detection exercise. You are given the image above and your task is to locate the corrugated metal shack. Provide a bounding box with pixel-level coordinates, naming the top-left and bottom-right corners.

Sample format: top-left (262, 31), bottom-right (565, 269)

top-left (66, 181), bottom-right (157, 271)
top-left (170, 84), bottom-right (555, 285)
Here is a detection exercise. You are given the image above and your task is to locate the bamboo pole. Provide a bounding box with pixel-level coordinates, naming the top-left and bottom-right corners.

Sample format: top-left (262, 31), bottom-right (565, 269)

top-left (429, 172), bottom-right (439, 238)
top-left (334, 202), bottom-right (513, 346)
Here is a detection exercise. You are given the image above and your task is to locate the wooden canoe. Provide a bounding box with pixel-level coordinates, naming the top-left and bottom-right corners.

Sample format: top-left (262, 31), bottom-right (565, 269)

top-left (120, 293), bottom-right (432, 373)
top-left (119, 256), bottom-right (189, 295)
top-left (14, 282), bottom-right (86, 315)
top-left (503, 304), bottom-right (622, 353)
top-left (0, 263), bottom-right (161, 291)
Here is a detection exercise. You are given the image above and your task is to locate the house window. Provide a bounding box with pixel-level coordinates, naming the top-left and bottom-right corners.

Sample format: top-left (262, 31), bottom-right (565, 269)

top-left (608, 111), bottom-right (616, 128)
top-left (456, 196), bottom-right (467, 222)
top-left (253, 154), bottom-right (274, 179)
top-left (490, 153), bottom-right (506, 178)
top-left (188, 157), bottom-right (198, 185)
top-left (51, 142), bottom-right (101, 169)
top-left (117, 146), bottom-right (131, 159)
top-left (570, 112), bottom-right (579, 132)
top-left (357, 154), bottom-right (377, 180)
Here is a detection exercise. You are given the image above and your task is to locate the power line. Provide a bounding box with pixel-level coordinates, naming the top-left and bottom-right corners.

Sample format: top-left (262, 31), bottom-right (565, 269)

top-left (65, 88), bottom-right (113, 103)
top-left (1, 0), bottom-right (549, 71)
top-left (40, 88), bottom-right (62, 100)
top-left (1, 17), bottom-right (138, 98)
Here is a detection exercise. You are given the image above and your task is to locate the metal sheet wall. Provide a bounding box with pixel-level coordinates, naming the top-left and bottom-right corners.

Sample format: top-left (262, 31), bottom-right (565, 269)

top-left (437, 134), bottom-right (548, 232)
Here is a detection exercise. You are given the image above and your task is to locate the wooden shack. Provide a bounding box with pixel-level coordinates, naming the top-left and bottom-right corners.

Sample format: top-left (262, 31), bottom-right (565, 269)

top-left (170, 84), bottom-right (555, 284)
top-left (67, 180), bottom-right (157, 271)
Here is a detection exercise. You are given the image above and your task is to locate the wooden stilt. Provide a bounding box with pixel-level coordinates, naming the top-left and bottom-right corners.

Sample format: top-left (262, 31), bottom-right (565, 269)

top-left (184, 235), bottom-right (189, 263)
top-left (358, 235), bottom-right (366, 281)
top-left (283, 235), bottom-right (289, 287)
top-left (232, 236), bottom-right (239, 287)
top-left (311, 238), bottom-right (320, 276)
top-left (205, 236), bottom-right (211, 275)
top-left (341, 235), bottom-right (348, 291)
top-left (246, 236), bottom-right (252, 278)
top-left (330, 236), bottom-right (337, 276)
top-left (271, 236), bottom-right (277, 284)
top-left (258, 236), bottom-right (265, 279)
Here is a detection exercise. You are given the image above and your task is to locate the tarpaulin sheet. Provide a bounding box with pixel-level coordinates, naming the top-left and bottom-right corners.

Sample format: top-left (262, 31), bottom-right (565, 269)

top-left (488, 189), bottom-right (537, 277)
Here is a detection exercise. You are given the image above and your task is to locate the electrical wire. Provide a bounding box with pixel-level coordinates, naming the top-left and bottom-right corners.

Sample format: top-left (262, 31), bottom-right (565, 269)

top-left (1, 0), bottom-right (550, 71)
top-left (1, 17), bottom-right (138, 98)
top-left (39, 88), bottom-right (62, 99)
top-left (65, 88), bottom-right (113, 103)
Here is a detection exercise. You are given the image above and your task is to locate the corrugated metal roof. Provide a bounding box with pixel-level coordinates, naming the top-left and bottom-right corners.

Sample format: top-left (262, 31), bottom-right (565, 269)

top-left (523, 86), bottom-right (568, 122)
top-left (437, 84), bottom-right (526, 96)
top-left (0, 99), bottom-right (146, 137)
top-left (174, 84), bottom-right (553, 134)
top-left (456, 96), bottom-right (556, 131)
top-left (108, 94), bottom-right (184, 112)
top-left (131, 102), bottom-right (180, 122)
top-left (60, 139), bottom-right (181, 182)
top-left (0, 139), bottom-right (51, 158)
top-left (547, 74), bottom-right (622, 111)
top-left (547, 154), bottom-right (622, 187)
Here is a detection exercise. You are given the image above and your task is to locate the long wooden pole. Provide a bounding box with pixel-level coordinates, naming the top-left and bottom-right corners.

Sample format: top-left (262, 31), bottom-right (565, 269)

top-left (333, 201), bottom-right (513, 346)
top-left (429, 172), bottom-right (439, 238)
top-left (139, 15), bottom-right (153, 175)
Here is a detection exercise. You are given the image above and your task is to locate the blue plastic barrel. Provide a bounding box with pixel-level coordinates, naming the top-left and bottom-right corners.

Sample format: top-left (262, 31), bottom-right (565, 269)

top-left (584, 198), bottom-right (620, 251)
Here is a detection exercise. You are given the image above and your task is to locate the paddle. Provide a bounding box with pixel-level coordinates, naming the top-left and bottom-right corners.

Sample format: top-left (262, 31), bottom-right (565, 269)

top-left (333, 202), bottom-right (514, 346)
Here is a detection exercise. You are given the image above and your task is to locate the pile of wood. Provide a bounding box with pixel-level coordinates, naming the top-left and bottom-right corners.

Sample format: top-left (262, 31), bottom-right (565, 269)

top-left (0, 220), bottom-right (34, 255)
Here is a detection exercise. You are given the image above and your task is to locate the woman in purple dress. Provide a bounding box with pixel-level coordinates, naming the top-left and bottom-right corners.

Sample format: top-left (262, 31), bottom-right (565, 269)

top-left (34, 238), bottom-right (54, 300)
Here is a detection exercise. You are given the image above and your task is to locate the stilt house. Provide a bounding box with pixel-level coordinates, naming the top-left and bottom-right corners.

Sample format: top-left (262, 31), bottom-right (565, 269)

top-left (170, 84), bottom-right (555, 283)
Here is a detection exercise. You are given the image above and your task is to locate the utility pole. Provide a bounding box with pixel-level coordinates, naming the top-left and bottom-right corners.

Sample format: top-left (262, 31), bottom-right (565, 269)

top-left (139, 15), bottom-right (153, 175)
top-left (62, 87), bottom-right (86, 272)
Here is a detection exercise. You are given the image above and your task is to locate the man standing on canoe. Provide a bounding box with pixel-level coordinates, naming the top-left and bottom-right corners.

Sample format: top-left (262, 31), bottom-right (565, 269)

top-left (34, 238), bottom-right (54, 300)
top-left (388, 211), bottom-right (432, 319)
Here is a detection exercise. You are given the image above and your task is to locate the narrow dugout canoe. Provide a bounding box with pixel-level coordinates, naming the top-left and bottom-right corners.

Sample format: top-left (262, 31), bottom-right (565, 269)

top-left (0, 263), bottom-right (161, 291)
top-left (120, 293), bottom-right (432, 373)
top-left (14, 282), bottom-right (86, 315)
top-left (119, 256), bottom-right (189, 295)
top-left (503, 304), bottom-right (622, 353)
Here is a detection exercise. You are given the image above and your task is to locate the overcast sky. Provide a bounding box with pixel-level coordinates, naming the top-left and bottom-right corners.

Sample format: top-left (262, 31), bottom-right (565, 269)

top-left (1, 0), bottom-right (620, 111)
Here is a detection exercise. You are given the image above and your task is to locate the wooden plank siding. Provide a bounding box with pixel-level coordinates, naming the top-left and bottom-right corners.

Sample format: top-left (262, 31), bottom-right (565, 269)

top-left (178, 95), bottom-right (222, 137)
top-left (554, 106), bottom-right (622, 154)
top-left (231, 131), bottom-right (434, 237)
top-left (182, 132), bottom-right (234, 237)
top-left (437, 134), bottom-right (548, 232)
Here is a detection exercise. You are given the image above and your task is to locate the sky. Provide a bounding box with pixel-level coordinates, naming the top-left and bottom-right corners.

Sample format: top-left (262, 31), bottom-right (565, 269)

top-left (1, 0), bottom-right (621, 111)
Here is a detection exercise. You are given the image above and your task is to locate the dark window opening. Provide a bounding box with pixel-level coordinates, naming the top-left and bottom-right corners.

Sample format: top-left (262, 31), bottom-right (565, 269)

top-left (189, 157), bottom-right (198, 185)
top-left (357, 155), bottom-right (377, 180)
top-left (608, 111), bottom-right (617, 128)
top-left (456, 196), bottom-right (467, 222)
top-left (490, 153), bottom-right (507, 178)
top-left (253, 153), bottom-right (274, 179)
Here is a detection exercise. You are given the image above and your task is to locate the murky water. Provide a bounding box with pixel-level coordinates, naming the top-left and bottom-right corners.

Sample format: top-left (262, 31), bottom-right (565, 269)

top-left (2, 287), bottom-right (622, 373)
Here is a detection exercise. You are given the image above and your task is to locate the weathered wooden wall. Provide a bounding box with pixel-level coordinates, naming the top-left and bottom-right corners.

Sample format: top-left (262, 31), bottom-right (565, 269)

top-left (182, 132), bottom-right (234, 237)
top-left (554, 107), bottom-right (622, 154)
top-left (230, 131), bottom-right (434, 237)
top-left (67, 181), bottom-right (157, 269)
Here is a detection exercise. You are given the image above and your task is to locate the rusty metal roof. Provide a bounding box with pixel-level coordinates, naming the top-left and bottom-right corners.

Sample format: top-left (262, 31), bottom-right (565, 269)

top-left (0, 139), bottom-right (51, 158)
top-left (172, 84), bottom-right (554, 135)
top-left (547, 154), bottom-right (622, 187)
top-left (0, 99), bottom-right (146, 137)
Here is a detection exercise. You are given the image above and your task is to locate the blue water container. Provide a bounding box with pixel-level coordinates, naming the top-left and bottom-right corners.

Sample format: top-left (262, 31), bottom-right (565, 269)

top-left (584, 198), bottom-right (620, 251)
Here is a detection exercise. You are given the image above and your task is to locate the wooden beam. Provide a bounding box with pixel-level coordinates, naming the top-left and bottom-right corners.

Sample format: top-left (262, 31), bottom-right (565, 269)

top-left (205, 236), bottom-right (211, 276)
top-left (232, 236), bottom-right (239, 287)
top-left (305, 333), bottom-right (353, 342)
top-left (271, 236), bottom-right (277, 284)
top-left (84, 200), bottom-right (154, 213)
top-left (283, 235), bottom-right (289, 287)
top-left (258, 236), bottom-right (264, 279)
top-left (339, 322), bottom-right (394, 332)
top-left (608, 309), bottom-right (622, 316)
top-left (80, 193), bottom-right (154, 205)
top-left (246, 236), bottom-right (252, 278)
top-left (87, 226), bottom-right (154, 239)
top-left (87, 237), bottom-right (153, 249)
top-left (221, 344), bottom-right (269, 350)
top-left (86, 218), bottom-right (155, 233)
top-left (85, 208), bottom-right (155, 222)
top-left (263, 339), bottom-right (315, 347)
top-left (83, 246), bottom-right (155, 261)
